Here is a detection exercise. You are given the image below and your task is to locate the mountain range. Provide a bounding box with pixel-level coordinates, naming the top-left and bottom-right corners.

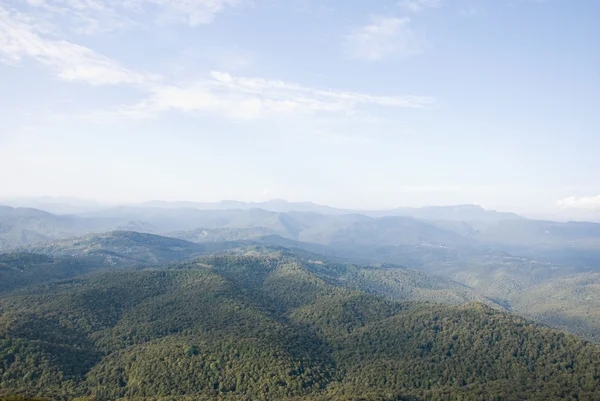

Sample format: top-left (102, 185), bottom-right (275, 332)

top-left (2, 199), bottom-right (600, 399)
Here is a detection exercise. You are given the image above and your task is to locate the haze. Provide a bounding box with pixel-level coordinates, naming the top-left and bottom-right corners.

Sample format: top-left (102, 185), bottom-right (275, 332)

top-left (1, 0), bottom-right (599, 219)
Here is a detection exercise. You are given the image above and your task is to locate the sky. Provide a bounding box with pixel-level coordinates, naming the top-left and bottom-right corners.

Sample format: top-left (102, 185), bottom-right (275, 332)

top-left (1, 0), bottom-right (599, 215)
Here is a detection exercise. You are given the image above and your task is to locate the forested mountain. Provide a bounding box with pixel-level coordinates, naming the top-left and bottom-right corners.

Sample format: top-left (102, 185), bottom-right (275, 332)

top-left (510, 272), bottom-right (600, 343)
top-left (0, 207), bottom-right (154, 251)
top-left (168, 227), bottom-right (280, 243)
top-left (475, 219), bottom-right (600, 267)
top-left (1, 251), bottom-right (600, 400)
top-left (5, 204), bottom-right (600, 270)
top-left (22, 231), bottom-right (239, 267)
top-left (4, 203), bottom-right (600, 343)
top-left (0, 206), bottom-right (91, 250)
top-left (11, 233), bottom-right (491, 307)
top-left (0, 253), bottom-right (105, 294)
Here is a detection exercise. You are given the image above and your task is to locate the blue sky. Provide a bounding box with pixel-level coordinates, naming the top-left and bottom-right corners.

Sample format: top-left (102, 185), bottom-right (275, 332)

top-left (1, 0), bottom-right (599, 215)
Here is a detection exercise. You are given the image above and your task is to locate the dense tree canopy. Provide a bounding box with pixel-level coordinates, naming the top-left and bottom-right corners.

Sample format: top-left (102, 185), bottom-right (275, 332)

top-left (0, 252), bottom-right (599, 400)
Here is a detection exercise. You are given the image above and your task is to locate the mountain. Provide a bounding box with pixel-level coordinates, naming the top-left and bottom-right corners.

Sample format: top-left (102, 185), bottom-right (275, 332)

top-left (0, 253), bottom-right (106, 294)
top-left (168, 227), bottom-right (280, 242)
top-left (0, 206), bottom-right (96, 250)
top-left (0, 203), bottom-right (522, 255)
top-left (138, 199), bottom-right (348, 215)
top-left (0, 231), bottom-right (239, 294)
top-left (227, 247), bottom-right (497, 307)
top-left (527, 208), bottom-right (600, 223)
top-left (296, 215), bottom-right (482, 268)
top-left (510, 272), bottom-right (600, 343)
top-left (137, 200), bottom-right (524, 222)
top-left (475, 219), bottom-right (600, 267)
top-left (1, 251), bottom-right (599, 400)
top-left (78, 208), bottom-right (482, 269)
top-left (15, 232), bottom-right (491, 307)
top-left (0, 197), bottom-right (110, 215)
top-left (22, 231), bottom-right (239, 267)
top-left (0, 206), bottom-right (158, 251)
top-left (80, 206), bottom-right (295, 234)
top-left (363, 204), bottom-right (524, 222)
top-left (158, 211), bottom-right (484, 269)
top-left (5, 204), bottom-right (600, 344)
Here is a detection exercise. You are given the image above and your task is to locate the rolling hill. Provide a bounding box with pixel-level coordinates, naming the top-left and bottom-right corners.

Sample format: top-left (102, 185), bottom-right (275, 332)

top-left (1, 251), bottom-right (599, 400)
top-left (0, 253), bottom-right (105, 294)
top-left (4, 203), bottom-right (600, 345)
top-left (0, 206), bottom-right (155, 251)
top-left (510, 272), bottom-right (600, 343)
top-left (13, 232), bottom-right (493, 307)
top-left (22, 231), bottom-right (240, 267)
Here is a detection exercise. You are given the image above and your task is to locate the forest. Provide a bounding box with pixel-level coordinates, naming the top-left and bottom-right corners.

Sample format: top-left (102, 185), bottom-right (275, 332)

top-left (1, 250), bottom-right (599, 400)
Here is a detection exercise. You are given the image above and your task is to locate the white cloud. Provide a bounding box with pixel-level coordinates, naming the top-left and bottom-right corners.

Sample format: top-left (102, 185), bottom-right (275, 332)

top-left (22, 0), bottom-right (137, 34)
top-left (558, 195), bottom-right (600, 210)
top-left (113, 71), bottom-right (436, 120)
top-left (344, 17), bottom-right (424, 62)
top-left (0, 8), bottom-right (156, 85)
top-left (19, 0), bottom-right (240, 34)
top-left (400, 0), bottom-right (442, 13)
top-left (1, 5), bottom-right (434, 121)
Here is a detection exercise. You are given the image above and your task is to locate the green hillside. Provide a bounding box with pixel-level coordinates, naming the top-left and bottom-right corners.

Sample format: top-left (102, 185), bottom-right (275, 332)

top-left (15, 232), bottom-right (493, 307)
top-left (0, 253), bottom-right (106, 294)
top-left (510, 272), bottom-right (600, 343)
top-left (23, 231), bottom-right (239, 267)
top-left (9, 225), bottom-right (600, 343)
top-left (0, 252), bottom-right (599, 400)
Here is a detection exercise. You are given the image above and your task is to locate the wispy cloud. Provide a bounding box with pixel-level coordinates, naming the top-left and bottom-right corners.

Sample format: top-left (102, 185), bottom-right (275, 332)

top-left (22, 0), bottom-right (134, 34)
top-left (114, 71), bottom-right (436, 120)
top-left (344, 17), bottom-right (424, 62)
top-left (1, 4), bottom-right (434, 121)
top-left (0, 8), bottom-right (156, 85)
top-left (17, 0), bottom-right (240, 34)
top-left (399, 0), bottom-right (442, 13)
top-left (558, 195), bottom-right (600, 209)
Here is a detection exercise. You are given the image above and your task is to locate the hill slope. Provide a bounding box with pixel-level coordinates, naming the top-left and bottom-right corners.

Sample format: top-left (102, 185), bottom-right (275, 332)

top-left (10, 232), bottom-right (490, 306)
top-left (0, 252), bottom-right (599, 400)
top-left (510, 272), bottom-right (600, 343)
top-left (0, 253), bottom-right (106, 294)
top-left (22, 231), bottom-right (238, 267)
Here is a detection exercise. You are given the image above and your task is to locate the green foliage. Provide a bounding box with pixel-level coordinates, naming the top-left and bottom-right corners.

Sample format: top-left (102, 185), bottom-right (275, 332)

top-left (24, 232), bottom-right (213, 267)
top-left (0, 253), bottom-right (102, 294)
top-left (511, 272), bottom-right (600, 343)
top-left (1, 252), bottom-right (600, 400)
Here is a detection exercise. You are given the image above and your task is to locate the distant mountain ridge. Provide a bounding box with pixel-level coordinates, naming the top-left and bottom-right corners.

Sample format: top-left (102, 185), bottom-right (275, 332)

top-left (138, 199), bottom-right (524, 222)
top-left (4, 202), bottom-right (600, 342)
top-left (139, 199), bottom-right (348, 215)
top-left (0, 197), bottom-right (110, 215)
